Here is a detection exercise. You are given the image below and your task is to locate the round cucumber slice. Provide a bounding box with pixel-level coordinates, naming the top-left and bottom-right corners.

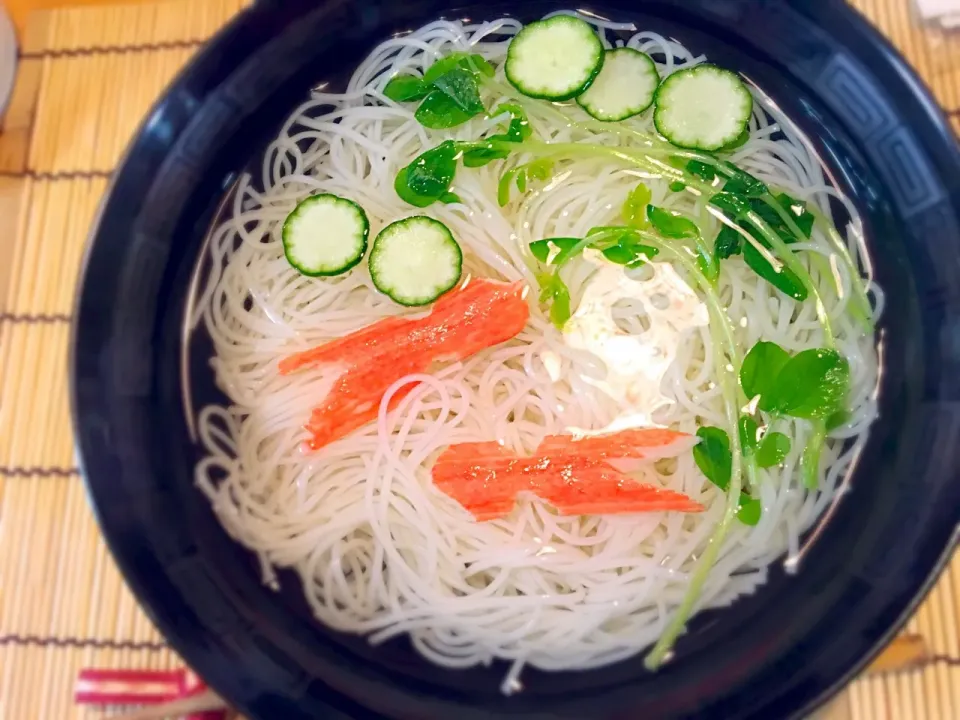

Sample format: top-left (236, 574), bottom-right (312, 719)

top-left (505, 16), bottom-right (604, 101)
top-left (369, 216), bottom-right (463, 306)
top-left (282, 194), bottom-right (369, 277)
top-left (577, 48), bottom-right (659, 122)
top-left (653, 64), bottom-right (753, 151)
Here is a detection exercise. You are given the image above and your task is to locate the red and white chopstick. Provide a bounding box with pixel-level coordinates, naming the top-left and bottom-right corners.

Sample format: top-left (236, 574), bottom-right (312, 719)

top-left (74, 667), bottom-right (228, 719)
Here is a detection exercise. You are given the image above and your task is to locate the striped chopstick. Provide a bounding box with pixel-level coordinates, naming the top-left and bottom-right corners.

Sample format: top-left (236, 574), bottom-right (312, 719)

top-left (74, 668), bottom-right (228, 719)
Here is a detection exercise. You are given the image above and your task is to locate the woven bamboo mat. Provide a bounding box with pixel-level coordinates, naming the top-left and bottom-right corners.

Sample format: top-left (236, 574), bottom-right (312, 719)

top-left (0, 1), bottom-right (957, 718)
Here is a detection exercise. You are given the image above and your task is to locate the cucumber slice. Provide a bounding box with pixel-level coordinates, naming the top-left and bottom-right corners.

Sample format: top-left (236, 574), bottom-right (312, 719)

top-left (653, 64), bottom-right (753, 152)
top-left (576, 48), bottom-right (659, 122)
top-left (369, 216), bottom-right (463, 306)
top-left (505, 16), bottom-right (604, 101)
top-left (282, 194), bottom-right (369, 276)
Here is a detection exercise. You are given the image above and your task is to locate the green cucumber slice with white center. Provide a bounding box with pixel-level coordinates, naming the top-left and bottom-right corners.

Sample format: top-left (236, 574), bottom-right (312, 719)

top-left (653, 64), bottom-right (753, 151)
top-left (369, 216), bottom-right (463, 306)
top-left (505, 15), bottom-right (604, 101)
top-left (282, 194), bottom-right (370, 276)
top-left (576, 48), bottom-right (659, 122)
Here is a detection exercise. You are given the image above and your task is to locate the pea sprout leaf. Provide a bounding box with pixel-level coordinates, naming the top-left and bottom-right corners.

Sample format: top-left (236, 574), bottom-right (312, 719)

top-left (622, 183), bottom-right (652, 229)
top-left (383, 74), bottom-right (429, 102)
top-left (693, 427), bottom-right (732, 490)
top-left (529, 237), bottom-right (580, 264)
top-left (743, 241), bottom-right (809, 301)
top-left (432, 68), bottom-right (484, 113)
top-left (415, 90), bottom-right (476, 129)
top-left (742, 342), bottom-right (851, 421)
top-left (715, 224), bottom-right (742, 259)
top-left (498, 159), bottom-right (553, 205)
top-left (647, 206), bottom-right (699, 239)
top-left (395, 141), bottom-right (458, 207)
top-left (739, 415), bottom-right (760, 456)
top-left (762, 349), bottom-right (850, 419)
top-left (741, 341), bottom-right (791, 403)
top-left (409, 54), bottom-right (492, 129)
top-left (721, 166), bottom-right (768, 197)
top-left (685, 160), bottom-right (717, 182)
top-left (536, 271), bottom-right (572, 329)
top-left (498, 169), bottom-right (516, 206)
top-left (462, 143), bottom-right (510, 167)
top-left (710, 191), bottom-right (751, 219)
top-left (581, 226), bottom-right (659, 267)
top-left (526, 158), bottom-right (553, 181)
top-left (693, 426), bottom-right (761, 525)
top-left (490, 103), bottom-right (532, 143)
top-left (669, 181), bottom-right (686, 192)
top-left (516, 169), bottom-right (528, 193)
top-left (826, 409), bottom-right (850, 432)
top-left (775, 193), bottom-right (815, 238)
top-left (736, 496), bottom-right (762, 526)
top-left (423, 52), bottom-right (494, 84)
top-left (439, 191), bottom-right (462, 204)
top-left (756, 432), bottom-right (791, 468)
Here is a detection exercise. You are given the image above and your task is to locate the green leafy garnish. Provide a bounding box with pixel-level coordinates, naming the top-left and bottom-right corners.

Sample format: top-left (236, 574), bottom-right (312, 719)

top-left (736, 497), bottom-right (762, 525)
top-left (529, 237), bottom-right (580, 264)
top-left (742, 242), bottom-right (809, 301)
top-left (693, 427), bottom-right (761, 526)
top-left (462, 104), bottom-right (532, 167)
top-left (710, 191), bottom-right (752, 219)
top-left (740, 341), bottom-right (791, 403)
top-left (741, 341), bottom-right (851, 420)
top-left (497, 169), bottom-right (516, 206)
top-left (720, 166), bottom-right (767, 197)
top-left (383, 74), bottom-right (430, 102)
top-left (394, 141), bottom-right (458, 207)
top-left (756, 432), bottom-right (791, 468)
top-left (739, 415), bottom-right (760, 456)
top-left (709, 190), bottom-right (814, 300)
top-left (647, 205), bottom-right (717, 283)
top-left (439, 191), bottom-right (462, 204)
top-left (693, 427), bottom-right (732, 488)
top-left (715, 224), bottom-right (742, 260)
top-left (826, 409), bottom-right (849, 432)
top-left (536, 271), bottom-right (572, 328)
top-left (461, 144), bottom-right (509, 167)
top-left (647, 206), bottom-right (698, 239)
top-left (622, 183), bottom-right (652, 229)
top-left (498, 158), bottom-right (553, 205)
top-left (685, 160), bottom-right (717, 182)
top-left (423, 52), bottom-right (494, 83)
top-left (415, 76), bottom-right (482, 129)
top-left (669, 181), bottom-right (686, 192)
top-left (802, 420), bottom-right (828, 489)
top-left (763, 349), bottom-right (850, 419)
top-left (586, 226), bottom-right (659, 267)
top-left (490, 102), bottom-right (531, 143)
top-left (389, 52), bottom-right (493, 129)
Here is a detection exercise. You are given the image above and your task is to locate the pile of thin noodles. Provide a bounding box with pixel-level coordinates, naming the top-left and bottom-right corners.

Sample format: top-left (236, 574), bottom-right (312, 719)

top-left (192, 12), bottom-right (882, 692)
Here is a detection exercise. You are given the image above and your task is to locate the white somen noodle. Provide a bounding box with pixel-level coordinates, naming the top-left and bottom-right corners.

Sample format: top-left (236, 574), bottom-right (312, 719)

top-left (192, 13), bottom-right (881, 693)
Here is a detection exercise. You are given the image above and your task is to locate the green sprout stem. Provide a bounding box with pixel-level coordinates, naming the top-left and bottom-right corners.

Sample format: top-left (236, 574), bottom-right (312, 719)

top-left (634, 236), bottom-right (746, 670)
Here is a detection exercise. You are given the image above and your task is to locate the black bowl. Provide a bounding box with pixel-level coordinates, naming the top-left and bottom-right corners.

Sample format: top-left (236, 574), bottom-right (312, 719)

top-left (72, 1), bottom-right (960, 718)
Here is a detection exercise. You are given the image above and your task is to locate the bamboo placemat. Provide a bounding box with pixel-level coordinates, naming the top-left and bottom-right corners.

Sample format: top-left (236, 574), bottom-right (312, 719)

top-left (0, 1), bottom-right (957, 718)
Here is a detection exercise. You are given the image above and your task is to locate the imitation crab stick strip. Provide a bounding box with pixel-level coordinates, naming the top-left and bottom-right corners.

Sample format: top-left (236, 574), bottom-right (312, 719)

top-left (432, 429), bottom-right (704, 520)
top-left (537, 428), bottom-right (699, 472)
top-left (279, 279), bottom-right (530, 450)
